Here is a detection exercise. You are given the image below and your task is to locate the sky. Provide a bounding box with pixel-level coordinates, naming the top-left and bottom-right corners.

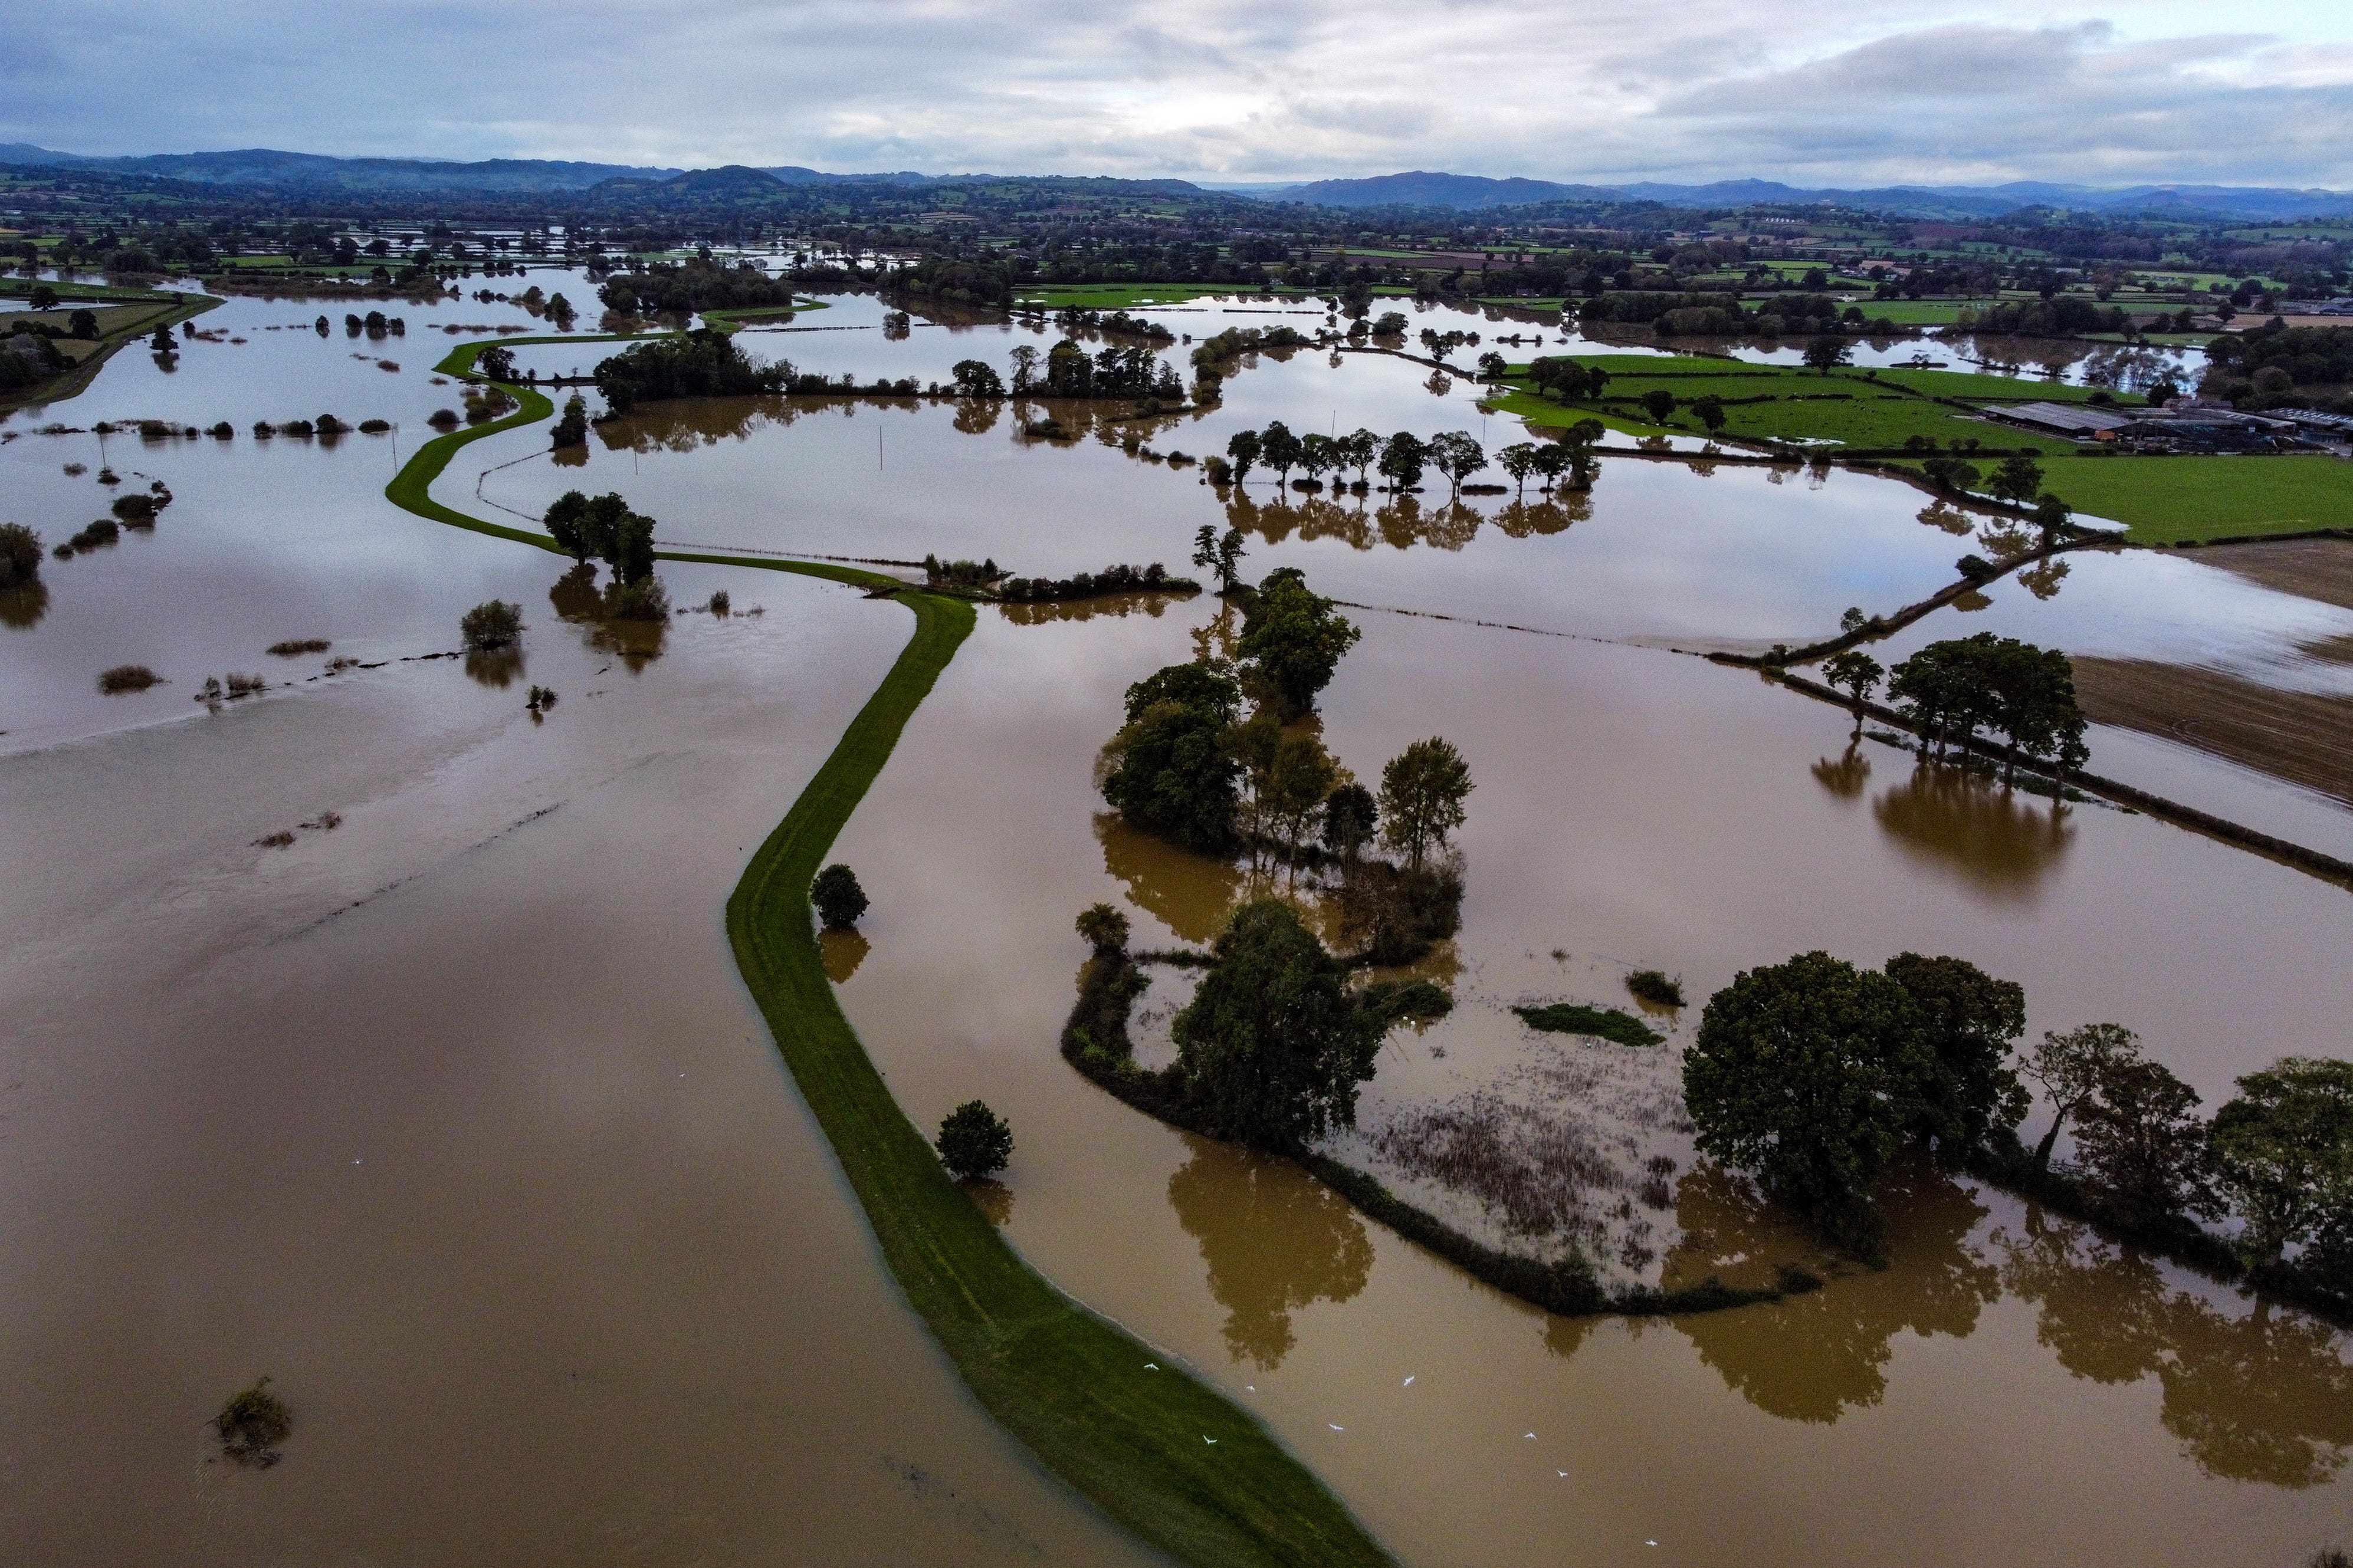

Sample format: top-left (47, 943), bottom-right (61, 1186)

top-left (8, 0), bottom-right (2353, 188)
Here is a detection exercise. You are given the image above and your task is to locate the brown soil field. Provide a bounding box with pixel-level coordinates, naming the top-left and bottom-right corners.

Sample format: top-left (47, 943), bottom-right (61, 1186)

top-left (2209, 535), bottom-right (2353, 612)
top-left (2074, 656), bottom-right (2353, 808)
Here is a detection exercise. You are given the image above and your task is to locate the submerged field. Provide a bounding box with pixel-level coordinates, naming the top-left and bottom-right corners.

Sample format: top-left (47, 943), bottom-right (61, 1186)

top-left (3, 280), bottom-right (2351, 1568)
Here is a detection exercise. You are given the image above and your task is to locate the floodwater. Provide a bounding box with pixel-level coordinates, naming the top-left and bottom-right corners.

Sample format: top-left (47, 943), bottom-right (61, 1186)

top-left (5, 281), bottom-right (2348, 1567)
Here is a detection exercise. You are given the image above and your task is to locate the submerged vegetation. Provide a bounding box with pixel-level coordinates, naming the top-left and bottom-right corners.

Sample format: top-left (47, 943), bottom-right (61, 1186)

top-left (459, 599), bottom-right (523, 652)
top-left (213, 1376), bottom-right (291, 1468)
top-left (96, 663), bottom-right (161, 694)
top-left (1513, 1001), bottom-right (1664, 1047)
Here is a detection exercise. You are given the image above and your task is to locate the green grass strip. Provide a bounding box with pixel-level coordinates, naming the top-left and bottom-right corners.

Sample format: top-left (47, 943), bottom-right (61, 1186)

top-left (384, 345), bottom-right (1394, 1568)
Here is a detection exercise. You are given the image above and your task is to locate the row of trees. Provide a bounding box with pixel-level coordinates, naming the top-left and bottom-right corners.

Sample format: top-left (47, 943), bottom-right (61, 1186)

top-left (591, 327), bottom-right (792, 412)
top-left (1683, 949), bottom-right (2353, 1300)
top-left (1217, 424), bottom-right (1509, 501)
top-left (1823, 633), bottom-right (2089, 785)
top-left (541, 490), bottom-right (668, 619)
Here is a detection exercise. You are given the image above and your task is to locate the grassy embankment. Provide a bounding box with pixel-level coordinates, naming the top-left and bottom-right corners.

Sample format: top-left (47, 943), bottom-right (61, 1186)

top-left (385, 349), bottom-right (1394, 1568)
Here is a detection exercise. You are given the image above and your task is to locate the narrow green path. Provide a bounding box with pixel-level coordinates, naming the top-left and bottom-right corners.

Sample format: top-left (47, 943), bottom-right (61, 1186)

top-left (384, 363), bottom-right (1393, 1568)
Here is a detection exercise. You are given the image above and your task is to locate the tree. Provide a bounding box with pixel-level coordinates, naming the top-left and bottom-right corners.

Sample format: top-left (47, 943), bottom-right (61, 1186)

top-left (1682, 951), bottom-right (1934, 1232)
top-left (810, 863), bottom-right (869, 929)
top-left (460, 600), bottom-right (523, 650)
top-left (1884, 952), bottom-right (2028, 1160)
top-left (544, 491), bottom-right (593, 562)
top-left (0, 522), bottom-right (42, 589)
top-left (1990, 455), bottom-right (2045, 507)
top-left (1691, 396), bottom-right (1727, 437)
top-left (1377, 737), bottom-right (1472, 871)
top-left (1225, 426), bottom-right (1261, 484)
top-left (150, 325), bottom-right (176, 356)
top-left (1339, 428), bottom-right (1380, 486)
top-left (951, 359), bottom-right (1004, 396)
top-left (2030, 492), bottom-right (2072, 541)
top-left (1238, 568), bottom-right (1360, 720)
top-left (1377, 430), bottom-right (1425, 491)
top-left (1262, 732), bottom-right (1341, 863)
top-left (935, 1101), bottom-right (1013, 1180)
top-left (477, 344), bottom-right (516, 381)
top-left (549, 393), bottom-right (588, 449)
top-left (1803, 334), bottom-right (1854, 373)
top-left (1098, 661), bottom-right (1245, 852)
top-left (1822, 650), bottom-right (1883, 730)
top-left (1640, 389), bottom-right (1677, 425)
top-left (28, 284), bottom-right (58, 311)
top-left (1498, 442), bottom-right (1540, 497)
top-left (1298, 432), bottom-right (1337, 489)
top-left (611, 510), bottom-right (657, 585)
top-left (2021, 1023), bottom-right (2141, 1173)
top-left (2208, 1057), bottom-right (2353, 1265)
top-left (1476, 351), bottom-right (1507, 382)
top-left (1321, 781), bottom-right (1377, 862)
top-left (67, 308), bottom-right (98, 340)
top-left (1172, 900), bottom-right (1386, 1155)
top-left (2072, 1058), bottom-right (2218, 1228)
top-left (1259, 421), bottom-right (1302, 486)
top-left (1008, 343), bottom-right (1041, 395)
top-left (1075, 902), bottom-right (1131, 957)
top-left (1425, 431), bottom-right (1486, 500)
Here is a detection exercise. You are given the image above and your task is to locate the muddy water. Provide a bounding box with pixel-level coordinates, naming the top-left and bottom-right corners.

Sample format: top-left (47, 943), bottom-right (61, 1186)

top-left (2, 325), bottom-right (1164, 1559)
top-left (829, 596), bottom-right (2353, 1567)
top-left (10, 294), bottom-right (2352, 1567)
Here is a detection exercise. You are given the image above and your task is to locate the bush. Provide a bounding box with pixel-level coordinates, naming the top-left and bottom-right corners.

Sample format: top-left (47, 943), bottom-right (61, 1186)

top-left (459, 599), bottom-right (523, 651)
top-left (1361, 977), bottom-right (1453, 1023)
top-left (707, 589), bottom-right (730, 615)
top-left (0, 522), bottom-right (41, 587)
top-left (810, 863), bottom-right (868, 930)
top-left (1514, 1001), bottom-right (1661, 1046)
top-left (427, 407), bottom-right (460, 429)
top-left (214, 1376), bottom-right (291, 1467)
top-left (936, 1100), bottom-right (1014, 1181)
top-left (266, 639), bottom-right (331, 657)
top-left (110, 493), bottom-right (157, 525)
top-left (1626, 969), bottom-right (1685, 1007)
top-left (97, 663), bottom-right (162, 694)
top-left (1075, 902), bottom-right (1131, 956)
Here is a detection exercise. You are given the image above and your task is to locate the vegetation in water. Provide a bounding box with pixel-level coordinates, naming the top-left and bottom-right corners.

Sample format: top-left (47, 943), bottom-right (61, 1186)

top-left (810, 863), bottom-right (868, 931)
top-left (214, 1376), bottom-right (291, 1467)
top-left (1625, 969), bottom-right (1685, 1007)
top-left (1512, 1001), bottom-right (1662, 1047)
top-left (266, 638), bottom-right (332, 657)
top-left (0, 522), bottom-right (42, 587)
top-left (936, 1100), bottom-right (1015, 1181)
top-left (97, 663), bottom-right (162, 694)
top-left (459, 599), bottom-right (523, 651)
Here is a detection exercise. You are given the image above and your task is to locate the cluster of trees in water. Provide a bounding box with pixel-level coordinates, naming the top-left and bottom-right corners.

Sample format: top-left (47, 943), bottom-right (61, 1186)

top-left (1576, 289), bottom-right (1903, 340)
top-left (945, 341), bottom-right (1184, 402)
top-left (1205, 420), bottom-right (1599, 502)
top-left (591, 328), bottom-right (791, 412)
top-left (1682, 946), bottom-right (2353, 1313)
top-left (1823, 631), bottom-right (2089, 785)
top-left (540, 489), bottom-right (669, 619)
top-left (1186, 324), bottom-right (1313, 400)
top-left (595, 255), bottom-right (798, 315)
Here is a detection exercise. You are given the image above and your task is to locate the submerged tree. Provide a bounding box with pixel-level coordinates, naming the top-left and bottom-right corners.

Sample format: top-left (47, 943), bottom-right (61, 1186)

top-left (1883, 952), bottom-right (2028, 1161)
top-left (2021, 1022), bottom-right (2143, 1174)
top-left (810, 863), bottom-right (869, 931)
top-left (936, 1100), bottom-right (1014, 1180)
top-left (1098, 661), bottom-right (1245, 853)
top-left (2208, 1057), bottom-right (2353, 1266)
top-left (1237, 568), bottom-right (1360, 721)
top-left (1377, 737), bottom-right (1473, 871)
top-left (1173, 900), bottom-right (1386, 1155)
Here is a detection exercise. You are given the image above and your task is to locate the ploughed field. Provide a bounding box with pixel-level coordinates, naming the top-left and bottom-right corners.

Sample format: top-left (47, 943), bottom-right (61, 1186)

top-left (3, 283), bottom-right (2350, 1568)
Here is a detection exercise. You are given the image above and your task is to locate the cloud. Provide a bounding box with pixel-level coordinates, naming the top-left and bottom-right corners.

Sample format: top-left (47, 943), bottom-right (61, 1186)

top-left (2, 1), bottom-right (2352, 186)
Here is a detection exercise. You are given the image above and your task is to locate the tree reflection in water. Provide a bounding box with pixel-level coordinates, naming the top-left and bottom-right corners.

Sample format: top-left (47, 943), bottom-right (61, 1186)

top-left (0, 581), bottom-right (50, 630)
top-left (1869, 758), bottom-right (2075, 900)
top-left (464, 646), bottom-right (524, 688)
top-left (1219, 491), bottom-right (1571, 556)
top-left (1997, 1210), bottom-right (2353, 1488)
top-left (1166, 1137), bottom-right (1374, 1370)
top-left (1667, 1161), bottom-right (1997, 1424)
top-left (818, 928), bottom-right (870, 984)
top-left (1094, 813), bottom-right (1245, 946)
top-left (548, 563), bottom-right (667, 669)
top-left (1811, 741), bottom-right (1872, 801)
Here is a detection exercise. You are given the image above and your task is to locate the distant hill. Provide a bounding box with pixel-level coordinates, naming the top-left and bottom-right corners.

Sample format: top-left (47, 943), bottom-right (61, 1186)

top-left (6, 145), bottom-right (2349, 221)
top-left (1275, 170), bottom-right (2353, 221)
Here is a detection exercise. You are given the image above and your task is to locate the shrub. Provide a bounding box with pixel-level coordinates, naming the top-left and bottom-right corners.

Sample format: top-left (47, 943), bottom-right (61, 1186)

top-left (1361, 977), bottom-right (1453, 1023)
top-left (1514, 1001), bottom-right (1661, 1046)
top-left (810, 863), bottom-right (869, 930)
top-left (214, 1376), bottom-right (291, 1467)
top-left (426, 408), bottom-right (460, 429)
top-left (110, 493), bottom-right (157, 525)
top-left (936, 1100), bottom-right (1014, 1181)
top-left (67, 518), bottom-right (120, 552)
top-left (0, 522), bottom-right (41, 587)
top-left (97, 663), bottom-right (162, 694)
top-left (707, 589), bottom-right (730, 616)
top-left (251, 421), bottom-right (275, 438)
top-left (265, 639), bottom-right (331, 657)
top-left (1626, 969), bottom-right (1685, 1007)
top-left (459, 599), bottom-right (523, 650)
top-left (314, 414), bottom-right (347, 435)
top-left (1075, 903), bottom-right (1131, 956)
top-left (605, 576), bottom-right (670, 622)
top-left (526, 684), bottom-right (558, 713)
top-left (357, 418), bottom-right (392, 433)
top-left (208, 422), bottom-right (235, 439)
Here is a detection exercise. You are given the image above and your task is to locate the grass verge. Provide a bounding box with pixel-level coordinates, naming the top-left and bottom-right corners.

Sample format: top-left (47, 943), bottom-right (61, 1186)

top-left (385, 347), bottom-right (1392, 1568)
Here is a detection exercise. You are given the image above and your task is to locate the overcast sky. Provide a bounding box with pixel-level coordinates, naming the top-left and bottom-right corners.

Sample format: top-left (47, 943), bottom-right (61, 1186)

top-left (8, 0), bottom-right (2353, 188)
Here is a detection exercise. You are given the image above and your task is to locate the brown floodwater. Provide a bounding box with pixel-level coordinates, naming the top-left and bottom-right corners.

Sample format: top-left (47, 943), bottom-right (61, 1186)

top-left (5, 291), bottom-right (2349, 1567)
top-left (0, 558), bottom-right (1166, 1565)
top-left (828, 596), bottom-right (2353, 1567)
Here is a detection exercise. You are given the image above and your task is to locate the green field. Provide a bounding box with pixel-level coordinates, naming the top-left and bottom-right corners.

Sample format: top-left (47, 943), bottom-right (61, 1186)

top-left (1012, 282), bottom-right (1258, 309)
top-left (385, 344), bottom-right (1396, 1568)
top-left (2032, 454), bottom-right (2353, 543)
